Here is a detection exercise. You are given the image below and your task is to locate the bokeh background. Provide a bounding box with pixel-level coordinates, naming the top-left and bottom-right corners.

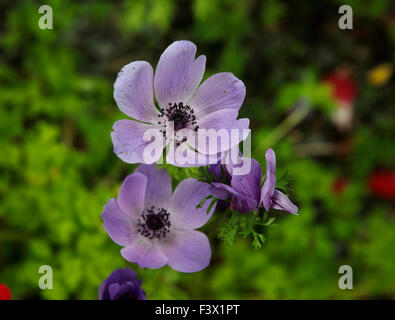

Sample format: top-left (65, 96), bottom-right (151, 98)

top-left (0, 0), bottom-right (394, 299)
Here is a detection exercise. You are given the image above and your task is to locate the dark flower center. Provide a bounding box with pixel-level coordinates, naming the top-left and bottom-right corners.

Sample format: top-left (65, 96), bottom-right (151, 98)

top-left (169, 111), bottom-right (189, 130)
top-left (146, 214), bottom-right (165, 230)
top-left (157, 102), bottom-right (199, 132)
top-left (137, 206), bottom-right (171, 239)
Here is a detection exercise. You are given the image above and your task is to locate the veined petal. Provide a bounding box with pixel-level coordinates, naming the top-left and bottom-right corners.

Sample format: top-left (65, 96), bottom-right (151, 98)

top-left (211, 182), bottom-right (240, 199)
top-left (211, 182), bottom-right (257, 213)
top-left (195, 109), bottom-right (250, 154)
top-left (230, 196), bottom-right (258, 213)
top-left (166, 141), bottom-right (219, 167)
top-left (261, 180), bottom-right (271, 211)
top-left (198, 108), bottom-right (237, 129)
top-left (161, 229), bottom-right (211, 273)
top-left (189, 72), bottom-right (246, 117)
top-left (114, 61), bottom-right (159, 122)
top-left (111, 120), bottom-right (164, 164)
top-left (210, 184), bottom-right (232, 200)
top-left (117, 172), bottom-right (147, 217)
top-left (135, 164), bottom-right (172, 208)
top-left (272, 190), bottom-right (299, 215)
top-left (231, 158), bottom-right (262, 204)
top-left (168, 178), bottom-right (214, 229)
top-left (154, 41), bottom-right (206, 108)
top-left (121, 240), bottom-right (168, 269)
top-left (102, 199), bottom-right (139, 246)
top-left (261, 148), bottom-right (276, 210)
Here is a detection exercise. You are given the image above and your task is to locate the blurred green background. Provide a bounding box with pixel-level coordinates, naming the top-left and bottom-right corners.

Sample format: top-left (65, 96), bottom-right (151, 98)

top-left (0, 0), bottom-right (394, 299)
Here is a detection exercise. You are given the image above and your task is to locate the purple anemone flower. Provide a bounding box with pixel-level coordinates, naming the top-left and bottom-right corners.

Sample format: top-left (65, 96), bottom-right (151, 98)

top-left (102, 164), bottom-right (215, 273)
top-left (260, 149), bottom-right (298, 214)
top-left (99, 268), bottom-right (146, 300)
top-left (210, 158), bottom-right (263, 213)
top-left (112, 40), bottom-right (249, 166)
top-left (210, 149), bottom-right (298, 214)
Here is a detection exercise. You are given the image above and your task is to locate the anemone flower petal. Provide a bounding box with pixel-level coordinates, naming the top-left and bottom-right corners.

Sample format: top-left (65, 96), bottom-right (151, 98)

top-left (102, 199), bottom-right (139, 247)
top-left (111, 120), bottom-right (164, 164)
top-left (121, 240), bottom-right (168, 269)
top-left (161, 229), bottom-right (211, 273)
top-left (114, 61), bottom-right (159, 123)
top-left (189, 72), bottom-right (246, 117)
top-left (168, 178), bottom-right (215, 229)
top-left (209, 184), bottom-right (232, 200)
top-left (211, 182), bottom-right (257, 213)
top-left (231, 158), bottom-right (262, 204)
top-left (210, 182), bottom-right (240, 199)
top-left (230, 196), bottom-right (258, 213)
top-left (261, 180), bottom-right (271, 211)
top-left (135, 164), bottom-right (172, 208)
top-left (261, 148), bottom-right (276, 209)
top-left (99, 268), bottom-right (145, 300)
top-left (166, 141), bottom-right (219, 167)
top-left (194, 109), bottom-right (250, 154)
top-left (272, 190), bottom-right (299, 215)
top-left (117, 172), bottom-right (147, 217)
top-left (103, 268), bottom-right (140, 285)
top-left (154, 41), bottom-right (206, 109)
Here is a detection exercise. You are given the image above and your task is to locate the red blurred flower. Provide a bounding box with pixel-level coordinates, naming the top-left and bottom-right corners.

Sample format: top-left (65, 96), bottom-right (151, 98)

top-left (332, 177), bottom-right (349, 196)
top-left (0, 284), bottom-right (11, 300)
top-left (368, 170), bottom-right (395, 200)
top-left (324, 70), bottom-right (357, 107)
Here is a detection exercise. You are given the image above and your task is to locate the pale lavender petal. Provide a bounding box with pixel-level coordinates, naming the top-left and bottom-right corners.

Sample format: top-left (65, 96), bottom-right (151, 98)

top-left (166, 141), bottom-right (219, 167)
top-left (117, 172), bottom-right (147, 217)
top-left (222, 148), bottom-right (246, 178)
top-left (161, 229), bottom-right (211, 273)
top-left (189, 72), bottom-right (246, 117)
top-left (168, 178), bottom-right (215, 229)
top-left (211, 182), bottom-right (240, 199)
top-left (197, 108), bottom-right (236, 130)
top-left (135, 164), bottom-right (172, 208)
top-left (195, 109), bottom-right (250, 154)
top-left (114, 61), bottom-right (159, 122)
top-left (210, 184), bottom-right (232, 200)
top-left (231, 158), bottom-right (262, 203)
top-left (102, 199), bottom-right (139, 246)
top-left (272, 190), bottom-right (299, 215)
top-left (111, 120), bottom-right (164, 164)
top-left (261, 148), bottom-right (276, 210)
top-left (154, 41), bottom-right (206, 108)
top-left (261, 180), bottom-right (271, 211)
top-left (121, 241), bottom-right (168, 269)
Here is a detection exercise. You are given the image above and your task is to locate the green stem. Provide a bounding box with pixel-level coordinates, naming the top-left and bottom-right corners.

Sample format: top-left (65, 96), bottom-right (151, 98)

top-left (259, 99), bottom-right (310, 150)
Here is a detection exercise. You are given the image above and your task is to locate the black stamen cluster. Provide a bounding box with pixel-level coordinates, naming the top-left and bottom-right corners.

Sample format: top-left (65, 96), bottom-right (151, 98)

top-left (157, 102), bottom-right (199, 139)
top-left (137, 206), bottom-right (171, 239)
